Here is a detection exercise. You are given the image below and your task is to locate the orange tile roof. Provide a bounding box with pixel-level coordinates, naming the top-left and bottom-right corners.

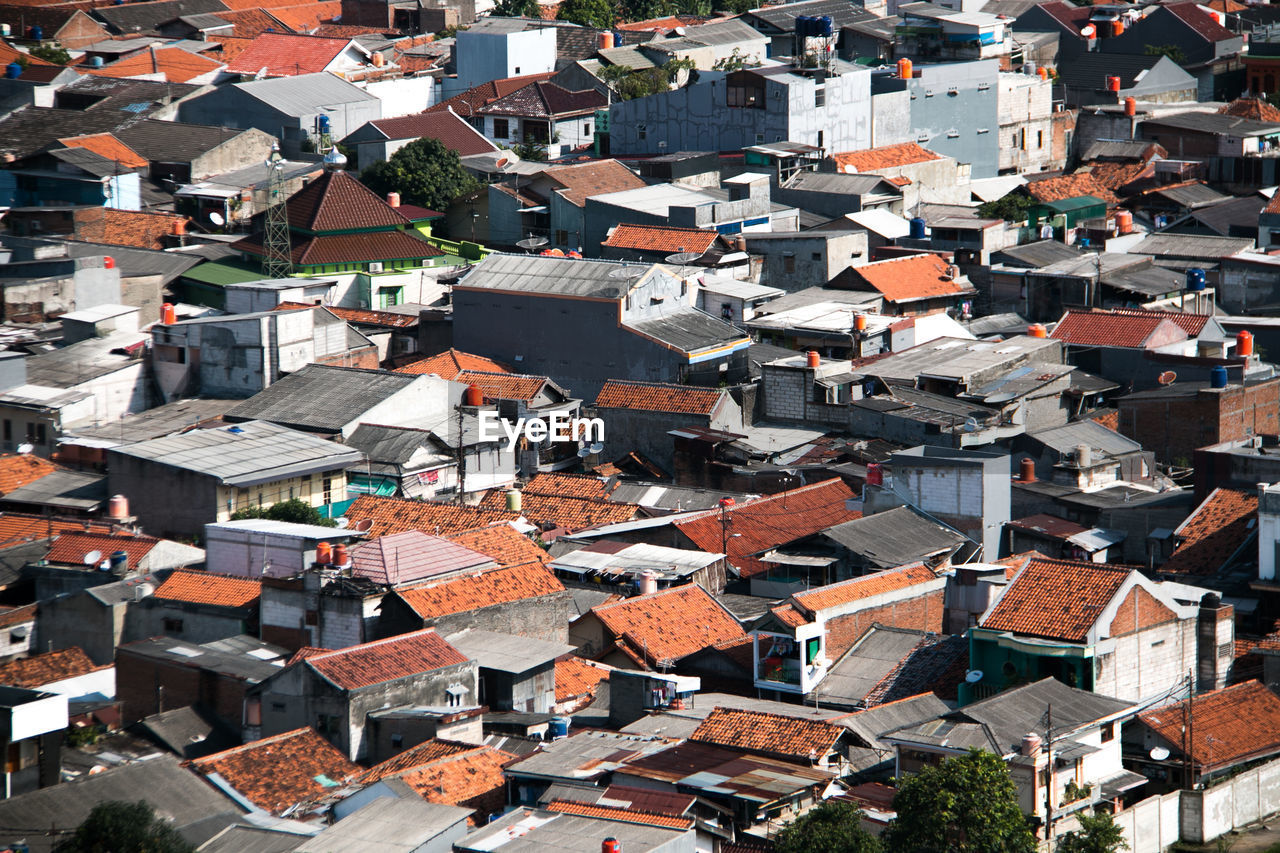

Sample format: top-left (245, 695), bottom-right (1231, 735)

top-left (792, 562), bottom-right (939, 615)
top-left (555, 655), bottom-right (612, 702)
top-left (191, 728), bottom-right (360, 815)
top-left (615, 14), bottom-right (707, 31)
top-left (454, 370), bottom-right (549, 403)
top-left (1051, 309), bottom-right (1188, 349)
top-left (1104, 307), bottom-right (1209, 336)
top-left (591, 584), bottom-right (744, 668)
top-left (394, 349), bottom-right (511, 379)
top-left (277, 301), bottom-right (417, 328)
top-left (1024, 173), bottom-right (1118, 204)
top-left (1219, 97), bottom-right (1280, 122)
top-left (982, 557), bottom-right (1131, 642)
top-left (445, 523), bottom-right (549, 567)
top-left (72, 209), bottom-right (189, 251)
top-left (302, 629), bottom-right (468, 690)
top-left (217, 8), bottom-right (295, 37)
top-left (1139, 681), bottom-right (1280, 772)
top-left (265, 0), bottom-right (343, 31)
top-left (477, 490), bottom-right (638, 532)
top-left (602, 223), bottom-right (719, 255)
top-left (45, 531), bottom-right (159, 567)
top-left (689, 707), bottom-right (845, 762)
top-left (674, 479), bottom-right (860, 578)
top-left (344, 495), bottom-right (517, 538)
top-left (91, 45), bottom-right (222, 83)
top-left (397, 746), bottom-right (515, 819)
top-left (522, 472), bottom-right (614, 500)
top-left (546, 159), bottom-right (647, 207)
top-left (839, 254), bottom-right (974, 304)
top-left (360, 737), bottom-right (477, 780)
top-left (1161, 487), bottom-right (1258, 576)
top-left (0, 453), bottom-right (58, 494)
top-left (395, 562), bottom-right (564, 620)
top-left (427, 72), bottom-right (556, 117)
top-left (57, 133), bottom-right (148, 170)
top-left (770, 603), bottom-right (809, 627)
top-left (545, 800), bottom-right (695, 829)
top-left (594, 380), bottom-right (728, 415)
top-left (831, 142), bottom-right (943, 173)
top-left (153, 570), bottom-right (261, 608)
top-left (206, 35), bottom-right (255, 62)
top-left (225, 32), bottom-right (354, 76)
top-left (0, 646), bottom-right (100, 688)
top-left (0, 513), bottom-right (115, 551)
top-left (0, 603), bottom-right (35, 630)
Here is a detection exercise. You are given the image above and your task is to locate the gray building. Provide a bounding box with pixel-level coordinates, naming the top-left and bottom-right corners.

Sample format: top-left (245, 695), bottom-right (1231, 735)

top-left (593, 379), bottom-right (744, 475)
top-left (445, 628), bottom-right (572, 714)
top-left (1056, 53), bottom-right (1198, 108)
top-left (743, 230), bottom-right (869, 290)
top-left (772, 170), bottom-right (904, 218)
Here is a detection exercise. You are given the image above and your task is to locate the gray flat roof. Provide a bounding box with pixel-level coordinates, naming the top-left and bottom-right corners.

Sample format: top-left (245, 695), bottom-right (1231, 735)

top-left (225, 364), bottom-right (421, 434)
top-left (457, 252), bottom-right (667, 300)
top-left (445, 629), bottom-right (574, 673)
top-left (296, 796), bottom-right (470, 852)
top-left (821, 506), bottom-right (966, 568)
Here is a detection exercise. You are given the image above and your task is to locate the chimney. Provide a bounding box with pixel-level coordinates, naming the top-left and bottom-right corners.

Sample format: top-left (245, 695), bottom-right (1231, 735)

top-left (1196, 592), bottom-right (1233, 692)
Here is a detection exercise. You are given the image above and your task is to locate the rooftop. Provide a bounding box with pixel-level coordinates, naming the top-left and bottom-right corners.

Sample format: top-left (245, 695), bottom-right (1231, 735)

top-left (357, 109), bottom-right (497, 157)
top-left (395, 562), bottom-right (564, 620)
top-left (445, 629), bottom-right (574, 674)
top-left (982, 557), bottom-right (1132, 642)
top-left (395, 349), bottom-right (510, 379)
top-left (344, 495), bottom-right (516, 538)
top-left (1161, 487), bottom-right (1257, 576)
top-left (590, 584), bottom-right (744, 668)
top-left (1050, 309), bottom-right (1190, 349)
top-left (152, 570), bottom-right (261, 608)
top-left (302, 629), bottom-right (469, 690)
top-left (594, 379), bottom-right (728, 415)
top-left (225, 32), bottom-right (359, 77)
top-left (602, 223), bottom-right (719, 254)
top-left (0, 646), bottom-right (100, 689)
top-left (831, 142), bottom-right (943, 173)
top-left (792, 562), bottom-right (940, 616)
top-left (832, 254), bottom-right (975, 304)
top-left (1139, 680), bottom-right (1280, 772)
top-left (225, 365), bottom-right (419, 434)
top-left (689, 706), bottom-right (845, 762)
top-left (350, 531), bottom-right (494, 585)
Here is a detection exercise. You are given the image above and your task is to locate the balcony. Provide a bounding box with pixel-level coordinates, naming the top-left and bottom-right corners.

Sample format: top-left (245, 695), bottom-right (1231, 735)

top-left (758, 655), bottom-right (802, 686)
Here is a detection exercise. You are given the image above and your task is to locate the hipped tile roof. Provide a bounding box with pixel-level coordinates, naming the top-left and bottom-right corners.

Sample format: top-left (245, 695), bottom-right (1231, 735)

top-left (396, 746), bottom-right (515, 820)
top-left (982, 557), bottom-right (1131, 642)
top-left (191, 728), bottom-right (360, 815)
top-left (476, 80), bottom-right (606, 119)
top-left (1219, 98), bottom-right (1280, 122)
top-left (343, 495), bottom-right (516, 537)
top-left (0, 646), bottom-right (101, 688)
top-left (554, 655), bottom-right (612, 702)
top-left (1024, 173), bottom-right (1118, 204)
top-left (73, 209), bottom-right (189, 251)
top-left (57, 133), bottom-right (149, 170)
top-left (544, 159), bottom-right (646, 207)
top-left (837, 254), bottom-right (974, 304)
top-left (427, 72), bottom-right (556, 117)
top-left (522, 472), bottom-right (613, 500)
top-left (302, 629), bottom-right (468, 689)
top-left (365, 109), bottom-right (497, 156)
top-left (282, 168), bottom-right (409, 233)
top-left (395, 562), bottom-right (564, 620)
top-left (602, 223), bottom-right (719, 254)
top-left (1161, 487), bottom-right (1257, 576)
top-left (93, 45), bottom-right (223, 82)
top-left (1051, 309), bottom-right (1188, 349)
top-left (224, 32), bottom-right (354, 76)
top-left (454, 370), bottom-right (549, 403)
top-left (594, 379), bottom-right (727, 415)
top-left (690, 707), bottom-right (845, 762)
top-left (477, 490), bottom-right (638, 532)
top-left (394, 349), bottom-right (511, 379)
top-left (1140, 680), bottom-right (1280, 771)
top-left (545, 800), bottom-right (695, 829)
top-left (591, 584), bottom-right (744, 668)
top-left (45, 531), bottom-right (160, 567)
top-left (792, 561), bottom-right (939, 615)
top-left (153, 569), bottom-right (261, 608)
top-left (445, 523), bottom-right (549, 567)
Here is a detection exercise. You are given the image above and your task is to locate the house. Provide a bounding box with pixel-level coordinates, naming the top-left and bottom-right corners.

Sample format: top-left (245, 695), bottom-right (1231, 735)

top-left (1140, 111), bottom-right (1280, 160)
top-left (343, 494), bottom-right (517, 537)
top-left (1118, 375), bottom-right (1280, 466)
top-left (550, 539), bottom-right (729, 595)
top-left (1011, 419), bottom-right (1153, 492)
top-left (190, 727), bottom-right (360, 815)
top-left (744, 230), bottom-right (870, 291)
top-left (0, 6), bottom-right (110, 49)
top-left (829, 253), bottom-right (977, 316)
top-left (1055, 54), bottom-right (1197, 109)
top-left (297, 797), bottom-right (472, 853)
top-left (884, 678), bottom-right (1146, 835)
top-left (742, 0), bottom-right (882, 55)
top-left (33, 574), bottom-right (157, 666)
top-left (224, 32), bottom-right (381, 80)
top-left (0, 647), bottom-right (112, 705)
top-left (452, 255), bottom-right (752, 400)
top-left (475, 80), bottom-right (606, 159)
top-left (450, 17), bottom-right (557, 95)
top-left (695, 276), bottom-right (785, 326)
top-left (32, 529), bottom-right (203, 598)
top-left (895, 4), bottom-right (1012, 64)
top-left (772, 171), bottom-right (905, 219)
top-left (251, 630), bottom-right (478, 760)
top-left (274, 301), bottom-right (419, 365)
top-left (106, 420), bottom-right (363, 538)
top-left (593, 380), bottom-right (743, 474)
top-left (1102, 2), bottom-right (1243, 102)
top-left (342, 424), bottom-right (459, 500)
top-left (92, 45), bottom-right (225, 85)
top-left (128, 570), bottom-right (262, 646)
top-left (689, 706), bottom-right (850, 769)
top-left (341, 107), bottom-right (498, 168)
top-left (444, 628), bottom-right (573, 713)
top-left (600, 223), bottom-right (734, 268)
top-left (962, 556), bottom-right (1232, 703)
top-left (396, 349), bottom-right (510, 381)
top-left (4, 146), bottom-right (145, 211)
top-left (487, 159), bottom-right (647, 252)
top-left (204, 519), bottom-right (361, 581)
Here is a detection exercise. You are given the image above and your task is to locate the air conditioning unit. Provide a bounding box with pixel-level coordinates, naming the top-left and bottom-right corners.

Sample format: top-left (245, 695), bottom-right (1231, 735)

top-left (368, 262), bottom-right (384, 273)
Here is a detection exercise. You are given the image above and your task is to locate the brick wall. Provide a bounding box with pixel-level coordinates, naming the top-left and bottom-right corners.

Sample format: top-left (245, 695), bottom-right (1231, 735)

top-left (116, 648), bottom-right (248, 728)
top-left (1119, 379), bottom-right (1280, 464)
top-left (822, 589), bottom-right (945, 658)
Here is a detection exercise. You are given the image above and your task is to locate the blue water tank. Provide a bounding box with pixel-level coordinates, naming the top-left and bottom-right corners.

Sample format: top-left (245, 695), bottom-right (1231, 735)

top-left (818, 15), bottom-right (833, 36)
top-left (1186, 268), bottom-right (1206, 291)
top-left (548, 716), bottom-right (570, 739)
top-left (90, 55), bottom-right (104, 68)
top-left (795, 15), bottom-right (809, 37)
top-left (909, 217), bottom-right (927, 240)
top-left (29, 25), bottom-right (42, 40)
top-left (1210, 365), bottom-right (1228, 389)
top-left (4, 62), bottom-right (19, 79)
top-left (318, 114), bottom-right (331, 132)
top-left (109, 550), bottom-right (128, 573)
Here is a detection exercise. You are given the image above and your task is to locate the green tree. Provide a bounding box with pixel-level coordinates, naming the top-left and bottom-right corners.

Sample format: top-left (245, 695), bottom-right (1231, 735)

top-left (714, 47), bottom-right (761, 72)
top-left (56, 800), bottom-right (195, 853)
top-left (359, 136), bottom-right (479, 213)
top-left (883, 749), bottom-right (1037, 853)
top-left (1143, 44), bottom-right (1186, 64)
top-left (775, 802), bottom-right (881, 853)
top-left (557, 0), bottom-right (614, 29)
top-left (619, 0), bottom-right (673, 22)
top-left (230, 498), bottom-right (337, 527)
top-left (1056, 811), bottom-right (1128, 853)
top-left (978, 192), bottom-right (1034, 223)
top-left (28, 43), bottom-right (72, 64)
top-left (490, 0), bottom-right (542, 18)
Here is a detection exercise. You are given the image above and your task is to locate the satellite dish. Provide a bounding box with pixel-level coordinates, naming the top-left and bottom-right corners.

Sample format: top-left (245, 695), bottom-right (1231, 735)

top-left (1158, 371), bottom-right (1177, 385)
top-left (608, 265), bottom-right (645, 280)
top-left (664, 251), bottom-right (702, 266)
top-left (83, 550), bottom-right (103, 566)
top-left (516, 236), bottom-right (549, 252)
top-left (963, 417), bottom-right (980, 432)
top-left (577, 447), bottom-right (592, 458)
top-left (1149, 746), bottom-right (1170, 761)
top-left (589, 442), bottom-right (605, 454)
top-left (334, 518), bottom-right (350, 529)
top-left (208, 211), bottom-right (225, 226)
top-left (965, 669), bottom-right (984, 683)
top-left (352, 518), bottom-right (373, 533)
top-left (16, 443), bottom-right (33, 454)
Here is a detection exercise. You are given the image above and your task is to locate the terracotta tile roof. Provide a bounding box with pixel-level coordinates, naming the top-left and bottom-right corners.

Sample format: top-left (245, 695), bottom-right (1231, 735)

top-left (361, 737), bottom-right (477, 780)
top-left (1165, 1), bottom-right (1236, 41)
top-left (283, 169), bottom-right (409, 232)
top-left (191, 728), bottom-right (361, 815)
top-left (792, 562), bottom-right (939, 615)
top-left (602, 223), bottom-right (719, 254)
top-left (153, 569), bottom-right (261, 608)
top-left (1024, 173), bottom-right (1118, 204)
top-left (674, 479), bottom-right (860, 578)
top-left (477, 80), bottom-right (606, 119)
top-left (394, 349), bottom-right (510, 379)
top-left (264, 0), bottom-right (342, 30)
top-left (0, 646), bottom-right (100, 688)
top-left (477, 490), bottom-right (638, 532)
top-left (0, 603), bottom-right (35, 630)
top-left (831, 142), bottom-right (943, 173)
top-left (445, 523), bottom-right (548, 567)
top-left (1219, 98), bottom-right (1280, 122)
top-left (600, 784), bottom-right (697, 817)
top-left (217, 8), bottom-right (295, 37)
top-left (545, 800), bottom-right (694, 829)
top-left (591, 584), bottom-right (745, 668)
top-left (522, 472), bottom-right (614, 500)
top-left (1140, 680), bottom-right (1280, 771)
top-left (301, 629), bottom-right (468, 690)
top-left (689, 707), bottom-right (844, 762)
top-left (594, 379), bottom-right (728, 415)
top-left (1051, 309), bottom-right (1189, 348)
top-left (395, 562), bottom-right (564, 620)
top-left (396, 746), bottom-right (515, 820)
top-left (544, 159), bottom-right (646, 207)
top-left (0, 40), bottom-right (54, 65)
top-left (1161, 487), bottom-right (1257, 576)
top-left (615, 14), bottom-right (707, 31)
top-left (1037, 0), bottom-right (1091, 29)
top-left (277, 301), bottom-right (417, 328)
top-left (70, 209), bottom-right (189, 251)
top-left (235, 230), bottom-right (444, 266)
top-left (45, 531), bottom-right (160, 567)
top-left (1082, 159), bottom-right (1153, 194)
top-left (224, 32), bottom-right (354, 76)
top-left (0, 453), bottom-right (58, 494)
top-left (982, 557), bottom-right (1131, 642)
top-left (0, 513), bottom-right (115, 550)
top-left (57, 133), bottom-right (148, 170)
top-left (454, 370), bottom-right (549, 403)
top-left (286, 646), bottom-right (330, 665)
top-left (427, 72), bottom-right (556, 118)
top-left (345, 495), bottom-right (516, 538)
top-left (770, 603), bottom-right (809, 627)
top-left (92, 45), bottom-right (222, 82)
top-left (312, 22), bottom-right (397, 37)
top-left (1102, 307), bottom-right (1209, 336)
top-left (365, 109), bottom-right (497, 157)
top-left (555, 655), bottom-right (611, 702)
top-left (206, 35), bottom-right (255, 62)
top-left (837, 254), bottom-right (974, 304)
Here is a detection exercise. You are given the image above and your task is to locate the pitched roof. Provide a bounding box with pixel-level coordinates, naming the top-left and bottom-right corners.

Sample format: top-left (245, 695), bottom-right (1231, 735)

top-left (1218, 98), bottom-right (1280, 122)
top-left (360, 738), bottom-right (477, 781)
top-left (522, 472), bottom-right (613, 500)
top-left (427, 72), bottom-right (556, 117)
top-left (831, 142), bottom-right (943, 173)
top-left (590, 584), bottom-right (744, 668)
top-left (279, 168), bottom-right (409, 232)
top-left (594, 379), bottom-right (727, 415)
top-left (0, 513), bottom-right (116, 550)
top-left (555, 655), bottom-right (611, 702)
top-left (477, 490), bottom-right (639, 532)
top-left (302, 629), bottom-right (468, 690)
top-left (836, 254), bottom-right (974, 304)
top-left (545, 800), bottom-right (694, 830)
top-left (57, 133), bottom-right (149, 170)
top-left (153, 570), bottom-right (261, 608)
top-left (545, 159), bottom-right (646, 207)
top-left (224, 32), bottom-right (355, 76)
top-left (395, 746), bottom-right (514, 818)
top-left (394, 349), bottom-right (511, 379)
top-left (1024, 173), bottom-right (1118, 204)
top-left (361, 109), bottom-right (497, 156)
top-left (1161, 487), bottom-right (1258, 576)
top-left (191, 728), bottom-right (361, 815)
top-left (71, 209), bottom-right (191, 251)
top-left (791, 562), bottom-right (940, 615)
top-left (445, 523), bottom-right (549, 567)
top-left (1050, 309), bottom-right (1189, 349)
top-left (235, 229), bottom-right (445, 265)
top-left (602, 223), bottom-right (719, 254)
top-left (45, 531), bottom-right (160, 567)
top-left (349, 530), bottom-right (494, 585)
top-left (277, 301), bottom-right (417, 328)
top-left (0, 453), bottom-right (58, 495)
top-left (689, 707), bottom-right (845, 762)
top-left (1163, 0), bottom-right (1236, 41)
top-left (1139, 680), bottom-right (1280, 771)
top-left (93, 45), bottom-right (223, 82)
top-left (454, 370), bottom-right (550, 403)
top-left (344, 494), bottom-right (517, 538)
top-left (0, 646), bottom-right (100, 688)
top-left (476, 80), bottom-right (606, 119)
top-left (674, 479), bottom-right (860, 578)
top-left (217, 7), bottom-right (294, 36)
top-left (982, 557), bottom-right (1131, 642)
top-left (395, 563), bottom-right (564, 620)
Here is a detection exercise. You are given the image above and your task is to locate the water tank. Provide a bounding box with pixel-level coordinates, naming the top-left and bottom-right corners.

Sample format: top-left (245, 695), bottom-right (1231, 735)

top-left (316, 541), bottom-right (333, 564)
top-left (1037, 67), bottom-right (1048, 80)
top-left (29, 25), bottom-right (42, 40)
top-left (1111, 19), bottom-right (1124, 35)
top-left (1076, 443), bottom-right (1091, 468)
top-left (1105, 75), bottom-right (1121, 92)
top-left (598, 30), bottom-right (614, 50)
top-left (161, 303), bottom-right (177, 325)
top-left (332, 542), bottom-right (350, 567)
top-left (1114, 210), bottom-right (1133, 234)
top-left (171, 218), bottom-right (186, 237)
top-left (602, 838), bottom-right (621, 853)
top-left (1022, 732), bottom-right (1042, 756)
top-left (104, 256), bottom-right (115, 269)
top-left (4, 62), bottom-right (19, 80)
top-left (0, 23), bottom-right (8, 37)
top-left (318, 114), bottom-right (330, 132)
top-left (1027, 323), bottom-right (1048, 338)
top-left (909, 217), bottom-right (927, 239)
top-left (1186, 268), bottom-right (1206, 291)
top-left (866, 462), bottom-right (883, 486)
top-left (1019, 457), bottom-right (1036, 483)
top-left (795, 15), bottom-right (808, 37)
top-left (90, 56), bottom-right (104, 68)
top-left (386, 191), bottom-right (401, 208)
top-left (505, 488), bottom-right (522, 513)
top-left (1238, 329), bottom-right (1254, 357)
top-left (109, 550), bottom-right (128, 573)
top-left (1124, 96), bottom-right (1137, 116)
top-left (805, 350), bottom-right (820, 368)
top-left (108, 494), bottom-right (130, 519)
top-left (464, 384), bottom-right (484, 407)
top-left (818, 15), bottom-right (833, 36)
top-left (854, 313), bottom-right (868, 332)
top-left (548, 716), bottom-right (570, 739)
top-left (371, 51), bottom-right (384, 67)
top-left (1210, 365), bottom-right (1228, 389)
top-left (718, 497), bottom-right (735, 509)
top-left (639, 570), bottom-right (658, 595)
top-left (896, 58), bottom-right (912, 80)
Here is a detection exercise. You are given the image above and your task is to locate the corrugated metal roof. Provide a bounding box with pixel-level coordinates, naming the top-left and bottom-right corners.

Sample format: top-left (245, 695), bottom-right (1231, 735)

top-left (231, 72), bottom-right (378, 116)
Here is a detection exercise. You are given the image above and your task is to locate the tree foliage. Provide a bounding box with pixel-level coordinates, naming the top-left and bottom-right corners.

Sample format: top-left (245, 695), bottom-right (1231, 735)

top-left (56, 801), bottom-right (195, 853)
top-left (489, 0), bottom-right (542, 18)
top-left (714, 47), bottom-right (761, 72)
top-left (883, 749), bottom-right (1037, 853)
top-left (774, 802), bottom-right (881, 853)
top-left (1056, 811), bottom-right (1129, 853)
top-left (557, 0), bottom-right (614, 29)
top-left (28, 43), bottom-right (72, 64)
top-left (359, 136), bottom-right (479, 213)
top-left (978, 192), bottom-right (1034, 223)
top-left (1143, 44), bottom-right (1186, 64)
top-left (230, 498), bottom-right (336, 527)
top-left (599, 57), bottom-right (697, 100)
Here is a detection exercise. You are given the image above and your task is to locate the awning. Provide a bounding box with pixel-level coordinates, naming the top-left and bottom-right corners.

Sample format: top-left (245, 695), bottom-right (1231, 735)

top-left (761, 551), bottom-right (836, 567)
top-left (1099, 770), bottom-right (1148, 798)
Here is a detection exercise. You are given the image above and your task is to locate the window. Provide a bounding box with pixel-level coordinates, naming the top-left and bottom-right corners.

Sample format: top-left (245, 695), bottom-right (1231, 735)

top-left (514, 66), bottom-right (520, 74)
top-left (2, 420), bottom-right (9, 443)
top-left (1101, 722), bottom-right (1114, 742)
top-left (322, 476), bottom-right (333, 504)
top-left (492, 118), bottom-right (509, 139)
top-left (805, 637), bottom-right (821, 664)
top-left (583, 122), bottom-right (591, 135)
top-left (1037, 130), bottom-right (1044, 149)
top-left (378, 286), bottom-right (403, 308)
top-left (271, 702), bottom-right (286, 712)
top-left (556, 229), bottom-right (568, 245)
top-left (391, 733), bottom-right (403, 747)
top-left (638, 124), bottom-right (647, 140)
top-left (305, 610), bottom-right (319, 626)
top-left (811, 252), bottom-right (821, 261)
top-left (784, 255), bottom-right (795, 273)
top-left (162, 618), bottom-right (184, 633)
top-left (814, 88), bottom-right (825, 107)
top-left (727, 79), bottom-right (765, 109)
top-left (721, 303), bottom-right (733, 320)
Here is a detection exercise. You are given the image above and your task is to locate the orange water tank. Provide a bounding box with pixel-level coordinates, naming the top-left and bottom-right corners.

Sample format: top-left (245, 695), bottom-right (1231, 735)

top-left (386, 191), bottom-right (400, 207)
top-left (1027, 323), bottom-right (1048, 338)
top-left (1037, 67), bottom-right (1048, 80)
top-left (1115, 210), bottom-right (1134, 234)
top-left (464, 384), bottom-right (484, 406)
top-left (1238, 330), bottom-right (1254, 357)
top-left (897, 58), bottom-right (913, 80)
top-left (1124, 96), bottom-right (1137, 116)
top-left (866, 462), bottom-right (883, 486)
top-left (316, 541), bottom-right (333, 564)
top-left (1111, 19), bottom-right (1124, 35)
top-left (718, 497), bottom-right (735, 509)
top-left (333, 543), bottom-right (349, 566)
top-left (171, 218), bottom-right (186, 236)
top-left (854, 313), bottom-right (868, 332)
top-left (599, 31), bottom-right (615, 50)
top-left (103, 256), bottom-right (115, 269)
top-left (806, 350), bottom-right (820, 368)
top-left (1019, 457), bottom-right (1036, 483)
top-left (371, 51), bottom-right (384, 67)
top-left (108, 494), bottom-right (130, 519)
top-left (161, 302), bottom-right (177, 325)
top-left (1106, 75), bottom-right (1121, 92)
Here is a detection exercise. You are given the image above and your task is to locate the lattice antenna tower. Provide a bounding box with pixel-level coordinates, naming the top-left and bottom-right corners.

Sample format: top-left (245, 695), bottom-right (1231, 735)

top-left (262, 141), bottom-right (293, 280)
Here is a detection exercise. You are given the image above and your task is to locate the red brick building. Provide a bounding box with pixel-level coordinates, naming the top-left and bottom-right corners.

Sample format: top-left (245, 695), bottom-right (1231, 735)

top-left (1118, 377), bottom-right (1280, 465)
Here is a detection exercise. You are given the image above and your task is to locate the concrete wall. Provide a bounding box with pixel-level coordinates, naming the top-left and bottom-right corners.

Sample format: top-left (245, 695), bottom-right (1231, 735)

top-left (380, 591), bottom-right (573, 644)
top-left (453, 27), bottom-right (556, 95)
top-left (747, 231), bottom-right (868, 291)
top-left (907, 61), bottom-right (1000, 179)
top-left (106, 454), bottom-right (220, 540)
top-left (126, 600), bottom-right (251, 647)
top-left (597, 397), bottom-right (742, 474)
top-left (36, 593), bottom-right (125, 666)
top-left (1180, 756), bottom-right (1280, 844)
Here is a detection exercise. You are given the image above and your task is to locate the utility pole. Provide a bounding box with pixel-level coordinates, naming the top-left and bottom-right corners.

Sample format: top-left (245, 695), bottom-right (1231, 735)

top-left (1182, 669), bottom-right (1192, 788)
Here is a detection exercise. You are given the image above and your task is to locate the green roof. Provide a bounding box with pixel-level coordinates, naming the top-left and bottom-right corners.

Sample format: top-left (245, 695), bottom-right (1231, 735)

top-left (1037, 195), bottom-right (1106, 213)
top-left (181, 259), bottom-right (269, 286)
